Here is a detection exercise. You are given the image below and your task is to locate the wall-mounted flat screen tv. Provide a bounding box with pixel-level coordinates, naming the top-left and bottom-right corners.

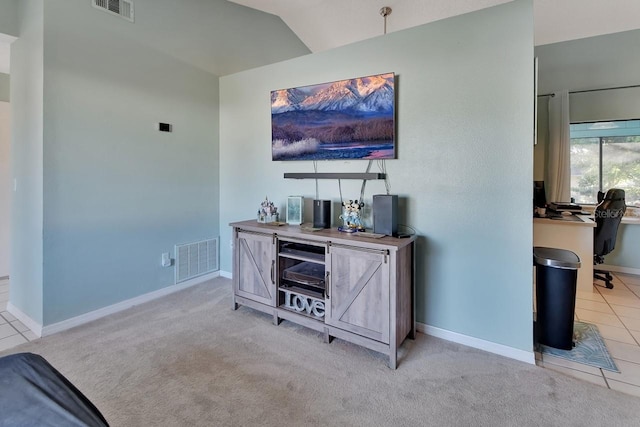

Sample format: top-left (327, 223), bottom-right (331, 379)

top-left (271, 72), bottom-right (396, 161)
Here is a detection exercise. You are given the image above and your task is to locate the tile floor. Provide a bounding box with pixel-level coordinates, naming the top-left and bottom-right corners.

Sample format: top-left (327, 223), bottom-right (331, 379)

top-left (537, 272), bottom-right (640, 397)
top-left (0, 277), bottom-right (37, 352)
top-left (2, 274), bottom-right (640, 397)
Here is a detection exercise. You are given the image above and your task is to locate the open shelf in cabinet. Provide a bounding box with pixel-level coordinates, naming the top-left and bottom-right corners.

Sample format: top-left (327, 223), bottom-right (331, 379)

top-left (279, 241), bottom-right (325, 263)
top-left (278, 285), bottom-right (325, 321)
top-left (277, 239), bottom-right (327, 321)
top-left (281, 262), bottom-right (324, 288)
top-left (279, 282), bottom-right (324, 300)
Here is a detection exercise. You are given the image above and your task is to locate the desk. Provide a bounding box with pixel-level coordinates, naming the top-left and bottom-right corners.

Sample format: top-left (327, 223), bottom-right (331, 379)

top-left (533, 215), bottom-right (596, 292)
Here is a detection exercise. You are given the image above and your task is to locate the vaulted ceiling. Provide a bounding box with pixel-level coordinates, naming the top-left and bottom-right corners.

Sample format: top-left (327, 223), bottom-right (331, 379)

top-left (228, 0), bottom-right (640, 52)
top-left (2, 0), bottom-right (640, 77)
top-left (0, 0), bottom-right (310, 77)
top-left (229, 0), bottom-right (640, 52)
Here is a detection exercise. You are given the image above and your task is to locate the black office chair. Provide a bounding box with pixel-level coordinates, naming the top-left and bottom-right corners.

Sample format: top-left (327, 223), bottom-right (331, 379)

top-left (593, 188), bottom-right (626, 289)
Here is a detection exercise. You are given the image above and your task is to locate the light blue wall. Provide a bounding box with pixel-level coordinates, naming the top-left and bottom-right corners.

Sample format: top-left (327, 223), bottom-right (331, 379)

top-left (537, 29), bottom-right (640, 95)
top-left (0, 101), bottom-right (9, 278)
top-left (9, 0), bottom-right (44, 323)
top-left (569, 87), bottom-right (640, 123)
top-left (604, 224), bottom-right (640, 270)
top-left (130, 0), bottom-right (310, 77)
top-left (0, 0), bottom-right (19, 37)
top-left (537, 29), bottom-right (640, 124)
top-left (0, 73), bottom-right (9, 101)
top-left (220, 1), bottom-right (534, 351)
top-left (39, 0), bottom-right (219, 324)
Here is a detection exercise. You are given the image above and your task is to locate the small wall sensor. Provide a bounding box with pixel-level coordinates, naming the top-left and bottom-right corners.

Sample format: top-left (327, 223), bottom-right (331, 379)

top-left (158, 123), bottom-right (173, 133)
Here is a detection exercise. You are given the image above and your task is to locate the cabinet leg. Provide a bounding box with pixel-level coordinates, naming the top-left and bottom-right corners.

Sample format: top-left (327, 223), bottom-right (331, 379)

top-left (409, 323), bottom-right (416, 340)
top-left (323, 327), bottom-right (333, 344)
top-left (410, 241), bottom-right (416, 341)
top-left (388, 352), bottom-right (397, 369)
top-left (273, 311), bottom-right (281, 326)
top-left (232, 301), bottom-right (239, 311)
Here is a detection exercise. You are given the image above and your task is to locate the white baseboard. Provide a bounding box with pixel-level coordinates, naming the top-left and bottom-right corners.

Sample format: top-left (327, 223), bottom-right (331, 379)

top-left (6, 302), bottom-right (43, 338)
top-left (40, 271), bottom-right (220, 337)
top-left (600, 264), bottom-right (640, 276)
top-left (417, 322), bottom-right (535, 365)
top-left (9, 271), bottom-right (536, 366)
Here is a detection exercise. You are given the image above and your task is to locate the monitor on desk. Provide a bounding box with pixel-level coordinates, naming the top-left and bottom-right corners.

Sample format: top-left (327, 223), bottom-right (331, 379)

top-left (534, 181), bottom-right (546, 208)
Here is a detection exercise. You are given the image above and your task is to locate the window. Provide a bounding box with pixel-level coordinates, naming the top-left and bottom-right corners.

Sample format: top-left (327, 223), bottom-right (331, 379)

top-left (570, 119), bottom-right (640, 206)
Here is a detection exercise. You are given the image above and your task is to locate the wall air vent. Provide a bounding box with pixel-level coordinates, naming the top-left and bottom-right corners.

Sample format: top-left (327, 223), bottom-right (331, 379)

top-left (175, 238), bottom-right (219, 284)
top-left (92, 0), bottom-right (134, 23)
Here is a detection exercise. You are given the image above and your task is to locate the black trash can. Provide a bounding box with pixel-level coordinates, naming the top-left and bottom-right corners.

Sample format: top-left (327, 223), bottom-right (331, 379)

top-left (534, 247), bottom-right (581, 350)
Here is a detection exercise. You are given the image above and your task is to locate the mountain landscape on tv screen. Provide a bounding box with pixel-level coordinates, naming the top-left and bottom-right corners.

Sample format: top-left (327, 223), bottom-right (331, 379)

top-left (271, 73), bottom-right (395, 161)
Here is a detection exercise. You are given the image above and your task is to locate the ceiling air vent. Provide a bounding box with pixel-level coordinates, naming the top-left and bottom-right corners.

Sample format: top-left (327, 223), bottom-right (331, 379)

top-left (92, 0), bottom-right (134, 23)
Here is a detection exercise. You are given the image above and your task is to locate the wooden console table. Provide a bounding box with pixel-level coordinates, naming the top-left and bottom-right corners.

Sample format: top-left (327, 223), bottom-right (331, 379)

top-left (230, 220), bottom-right (416, 369)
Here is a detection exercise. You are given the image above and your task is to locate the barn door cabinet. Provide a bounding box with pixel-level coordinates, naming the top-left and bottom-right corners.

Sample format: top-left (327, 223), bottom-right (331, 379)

top-left (230, 220), bottom-right (415, 369)
top-left (234, 230), bottom-right (276, 307)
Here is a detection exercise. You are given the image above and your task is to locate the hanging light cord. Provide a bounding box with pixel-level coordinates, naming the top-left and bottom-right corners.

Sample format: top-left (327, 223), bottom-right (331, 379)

top-left (380, 6), bottom-right (392, 35)
top-left (313, 161), bottom-right (319, 200)
top-left (379, 7), bottom-right (393, 196)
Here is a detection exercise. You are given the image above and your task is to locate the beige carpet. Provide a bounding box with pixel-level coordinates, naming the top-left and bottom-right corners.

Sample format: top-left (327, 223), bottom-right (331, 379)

top-left (2, 277), bottom-right (639, 426)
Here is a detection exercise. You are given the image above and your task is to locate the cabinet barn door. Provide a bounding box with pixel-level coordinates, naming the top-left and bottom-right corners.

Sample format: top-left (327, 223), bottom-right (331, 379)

top-left (326, 245), bottom-right (390, 343)
top-left (236, 231), bottom-right (276, 306)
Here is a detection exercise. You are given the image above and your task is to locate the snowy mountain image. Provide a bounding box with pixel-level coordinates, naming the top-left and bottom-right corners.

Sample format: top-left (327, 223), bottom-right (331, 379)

top-left (299, 82), bottom-right (362, 112)
top-left (271, 73), bottom-right (395, 161)
top-left (270, 88), bottom-right (306, 113)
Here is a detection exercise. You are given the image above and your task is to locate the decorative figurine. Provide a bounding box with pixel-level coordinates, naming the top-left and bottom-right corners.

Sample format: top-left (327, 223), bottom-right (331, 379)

top-left (339, 199), bottom-right (365, 231)
top-left (257, 196), bottom-right (279, 223)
